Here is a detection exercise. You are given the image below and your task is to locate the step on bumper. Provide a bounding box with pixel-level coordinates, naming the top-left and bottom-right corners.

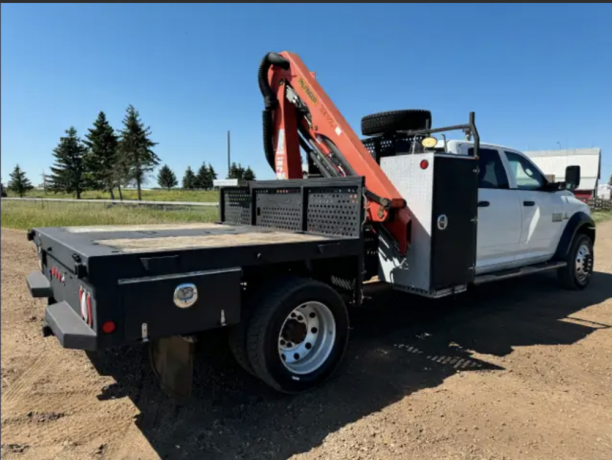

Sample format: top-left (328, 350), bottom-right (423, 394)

top-left (44, 301), bottom-right (97, 350)
top-left (26, 271), bottom-right (53, 298)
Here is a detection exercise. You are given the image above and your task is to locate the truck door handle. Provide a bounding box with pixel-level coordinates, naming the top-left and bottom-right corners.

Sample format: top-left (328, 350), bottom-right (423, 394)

top-left (523, 201), bottom-right (535, 207)
top-left (477, 201), bottom-right (490, 208)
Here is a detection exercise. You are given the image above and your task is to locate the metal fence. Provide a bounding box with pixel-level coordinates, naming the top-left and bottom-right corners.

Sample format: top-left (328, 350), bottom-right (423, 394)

top-left (583, 198), bottom-right (612, 211)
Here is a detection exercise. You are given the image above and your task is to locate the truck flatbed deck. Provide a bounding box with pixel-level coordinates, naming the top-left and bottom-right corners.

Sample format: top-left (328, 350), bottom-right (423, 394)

top-left (39, 222), bottom-right (341, 255)
top-left (26, 177), bottom-right (367, 373)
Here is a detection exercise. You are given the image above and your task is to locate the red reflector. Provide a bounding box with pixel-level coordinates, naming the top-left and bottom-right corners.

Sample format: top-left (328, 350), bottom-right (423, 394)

top-left (420, 160), bottom-right (429, 170)
top-left (52, 267), bottom-right (56, 277)
top-left (102, 321), bottom-right (116, 334)
top-left (86, 293), bottom-right (93, 327)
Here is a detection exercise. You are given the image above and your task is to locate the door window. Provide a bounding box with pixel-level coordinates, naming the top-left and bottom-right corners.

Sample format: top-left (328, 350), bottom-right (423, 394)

top-left (468, 148), bottom-right (509, 189)
top-left (505, 151), bottom-right (546, 190)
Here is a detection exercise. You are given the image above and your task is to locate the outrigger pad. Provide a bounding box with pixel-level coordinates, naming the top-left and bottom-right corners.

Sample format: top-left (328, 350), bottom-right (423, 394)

top-left (149, 336), bottom-right (194, 402)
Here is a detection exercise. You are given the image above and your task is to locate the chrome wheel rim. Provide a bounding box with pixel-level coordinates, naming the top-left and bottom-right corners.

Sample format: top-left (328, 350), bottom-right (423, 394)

top-left (575, 243), bottom-right (592, 283)
top-left (278, 301), bottom-right (336, 375)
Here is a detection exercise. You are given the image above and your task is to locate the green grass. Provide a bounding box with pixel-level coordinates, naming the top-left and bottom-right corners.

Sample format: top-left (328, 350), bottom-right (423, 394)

top-left (593, 210), bottom-right (612, 224)
top-left (6, 188), bottom-right (219, 202)
top-left (1, 200), bottom-right (219, 230)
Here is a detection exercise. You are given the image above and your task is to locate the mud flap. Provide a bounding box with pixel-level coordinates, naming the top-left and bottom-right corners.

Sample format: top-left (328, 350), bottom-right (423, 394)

top-left (148, 336), bottom-right (194, 402)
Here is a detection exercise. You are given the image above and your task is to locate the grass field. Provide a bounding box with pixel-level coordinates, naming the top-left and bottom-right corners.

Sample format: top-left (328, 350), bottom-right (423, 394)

top-left (5, 188), bottom-right (219, 202)
top-left (2, 196), bottom-right (610, 232)
top-left (593, 211), bottom-right (612, 224)
top-left (0, 200), bottom-right (219, 230)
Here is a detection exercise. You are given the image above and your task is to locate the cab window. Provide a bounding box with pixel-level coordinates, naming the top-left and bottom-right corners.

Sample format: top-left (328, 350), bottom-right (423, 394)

top-left (468, 148), bottom-right (509, 189)
top-left (505, 151), bottom-right (546, 190)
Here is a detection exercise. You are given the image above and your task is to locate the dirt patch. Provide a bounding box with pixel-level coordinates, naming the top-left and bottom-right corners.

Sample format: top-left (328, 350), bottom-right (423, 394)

top-left (1, 224), bottom-right (612, 460)
top-left (1, 443), bottom-right (30, 455)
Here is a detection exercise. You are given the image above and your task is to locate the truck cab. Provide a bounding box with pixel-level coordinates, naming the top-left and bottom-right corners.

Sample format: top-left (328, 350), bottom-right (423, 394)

top-left (444, 140), bottom-right (592, 275)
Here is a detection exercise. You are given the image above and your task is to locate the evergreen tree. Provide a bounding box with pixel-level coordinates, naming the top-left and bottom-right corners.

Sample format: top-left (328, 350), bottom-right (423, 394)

top-left (157, 165), bottom-right (178, 190)
top-left (182, 166), bottom-right (197, 189)
top-left (83, 111), bottom-right (119, 199)
top-left (8, 165), bottom-right (34, 197)
top-left (117, 105), bottom-right (160, 200)
top-left (243, 166), bottom-right (256, 181)
top-left (609, 174), bottom-right (611, 186)
top-left (227, 162), bottom-right (246, 180)
top-left (48, 127), bottom-right (88, 199)
top-left (208, 164), bottom-right (218, 184)
top-left (0, 182), bottom-right (6, 197)
top-left (196, 162), bottom-right (213, 189)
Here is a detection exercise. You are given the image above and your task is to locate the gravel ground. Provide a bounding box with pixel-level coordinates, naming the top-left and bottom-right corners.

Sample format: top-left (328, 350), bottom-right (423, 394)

top-left (1, 223), bottom-right (611, 460)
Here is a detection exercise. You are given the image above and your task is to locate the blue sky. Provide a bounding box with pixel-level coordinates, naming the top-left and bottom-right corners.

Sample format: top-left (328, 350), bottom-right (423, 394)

top-left (2, 3), bottom-right (611, 187)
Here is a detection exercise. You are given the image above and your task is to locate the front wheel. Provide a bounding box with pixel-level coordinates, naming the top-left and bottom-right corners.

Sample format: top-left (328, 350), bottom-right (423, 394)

top-left (245, 277), bottom-right (350, 394)
top-left (558, 233), bottom-right (594, 290)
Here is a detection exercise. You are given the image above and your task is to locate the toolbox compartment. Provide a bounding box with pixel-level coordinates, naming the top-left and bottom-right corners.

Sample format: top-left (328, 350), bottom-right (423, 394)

top-left (119, 267), bottom-right (242, 341)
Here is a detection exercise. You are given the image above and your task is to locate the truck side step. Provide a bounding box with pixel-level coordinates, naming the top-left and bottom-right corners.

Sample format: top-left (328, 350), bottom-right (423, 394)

top-left (474, 261), bottom-right (567, 285)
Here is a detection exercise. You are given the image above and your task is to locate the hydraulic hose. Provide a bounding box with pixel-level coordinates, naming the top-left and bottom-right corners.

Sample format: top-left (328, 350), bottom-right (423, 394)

top-left (259, 52), bottom-right (290, 171)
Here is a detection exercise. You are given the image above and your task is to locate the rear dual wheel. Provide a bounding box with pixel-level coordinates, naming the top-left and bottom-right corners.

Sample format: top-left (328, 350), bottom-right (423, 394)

top-left (228, 277), bottom-right (349, 393)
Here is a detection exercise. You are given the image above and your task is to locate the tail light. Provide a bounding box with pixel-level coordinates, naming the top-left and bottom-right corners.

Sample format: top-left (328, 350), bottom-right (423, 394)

top-left (102, 321), bottom-right (116, 334)
top-left (79, 288), bottom-right (93, 327)
top-left (79, 289), bottom-right (88, 324)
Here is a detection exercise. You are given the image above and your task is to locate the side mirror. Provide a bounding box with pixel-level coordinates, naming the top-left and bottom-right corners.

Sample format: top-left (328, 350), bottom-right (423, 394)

top-left (564, 165), bottom-right (580, 191)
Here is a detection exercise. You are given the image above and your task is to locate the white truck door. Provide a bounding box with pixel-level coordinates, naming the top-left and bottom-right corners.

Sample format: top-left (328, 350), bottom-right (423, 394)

top-left (467, 147), bottom-right (522, 274)
top-left (503, 150), bottom-right (565, 263)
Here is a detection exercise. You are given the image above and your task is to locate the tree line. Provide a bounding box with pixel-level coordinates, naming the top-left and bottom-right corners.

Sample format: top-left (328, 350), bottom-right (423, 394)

top-left (2, 105), bottom-right (257, 199)
top-left (156, 161), bottom-right (256, 191)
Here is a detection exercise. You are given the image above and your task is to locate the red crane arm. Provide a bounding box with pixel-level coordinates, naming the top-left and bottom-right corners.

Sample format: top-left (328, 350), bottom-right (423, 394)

top-left (259, 51), bottom-right (412, 255)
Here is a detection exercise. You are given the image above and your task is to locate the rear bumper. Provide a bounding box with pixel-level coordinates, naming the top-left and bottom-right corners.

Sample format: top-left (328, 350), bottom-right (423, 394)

top-left (27, 271), bottom-right (97, 350)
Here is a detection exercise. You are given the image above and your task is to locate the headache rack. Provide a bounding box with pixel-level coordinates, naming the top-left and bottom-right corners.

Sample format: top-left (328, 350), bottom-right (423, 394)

top-left (362, 112), bottom-right (480, 164)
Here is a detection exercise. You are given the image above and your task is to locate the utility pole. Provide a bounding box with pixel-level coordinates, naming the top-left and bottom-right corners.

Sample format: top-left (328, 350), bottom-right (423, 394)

top-left (227, 130), bottom-right (231, 178)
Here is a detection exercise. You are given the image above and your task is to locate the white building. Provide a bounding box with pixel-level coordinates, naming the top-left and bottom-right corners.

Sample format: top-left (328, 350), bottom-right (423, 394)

top-left (523, 148), bottom-right (601, 199)
top-left (597, 183), bottom-right (611, 200)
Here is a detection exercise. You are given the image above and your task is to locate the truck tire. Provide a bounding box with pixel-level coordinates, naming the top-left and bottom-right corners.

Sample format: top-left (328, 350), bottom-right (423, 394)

top-left (361, 109), bottom-right (432, 136)
top-left (557, 233), bottom-right (594, 290)
top-left (245, 277), bottom-right (350, 394)
top-left (228, 322), bottom-right (255, 377)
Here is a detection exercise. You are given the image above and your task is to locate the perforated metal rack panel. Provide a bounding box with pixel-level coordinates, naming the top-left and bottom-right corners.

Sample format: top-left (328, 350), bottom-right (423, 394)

top-left (362, 135), bottom-right (424, 163)
top-left (222, 188), bottom-right (251, 225)
top-left (254, 188), bottom-right (302, 232)
top-left (220, 177), bottom-right (365, 238)
top-left (306, 186), bottom-right (361, 237)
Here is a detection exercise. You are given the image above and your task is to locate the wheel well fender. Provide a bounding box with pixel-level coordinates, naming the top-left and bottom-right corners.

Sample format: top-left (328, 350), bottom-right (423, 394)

top-left (553, 212), bottom-right (596, 260)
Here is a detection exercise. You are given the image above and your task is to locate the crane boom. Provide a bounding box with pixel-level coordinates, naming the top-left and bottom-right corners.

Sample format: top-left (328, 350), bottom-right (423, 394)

top-left (259, 51), bottom-right (412, 255)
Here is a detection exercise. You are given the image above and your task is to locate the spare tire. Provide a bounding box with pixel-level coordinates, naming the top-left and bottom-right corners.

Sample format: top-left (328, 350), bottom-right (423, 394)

top-left (361, 110), bottom-right (432, 136)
